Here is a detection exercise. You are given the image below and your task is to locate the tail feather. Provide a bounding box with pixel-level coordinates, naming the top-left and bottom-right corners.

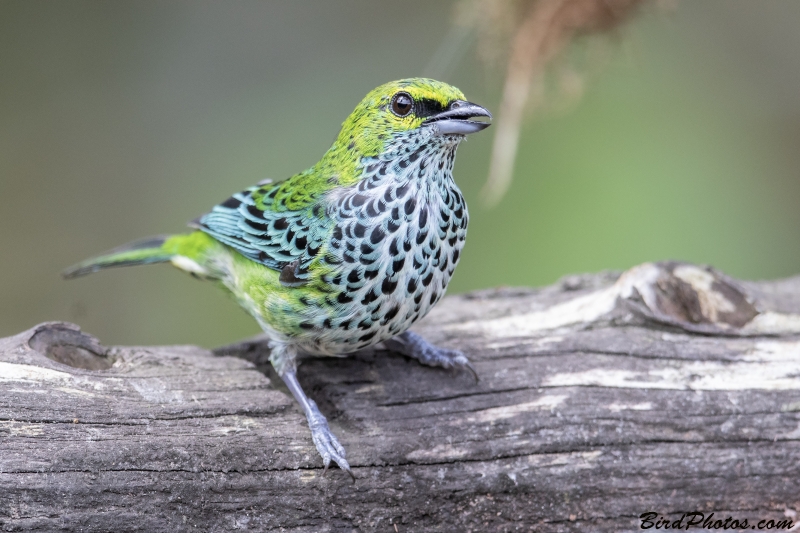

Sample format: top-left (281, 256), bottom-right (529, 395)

top-left (62, 235), bottom-right (173, 279)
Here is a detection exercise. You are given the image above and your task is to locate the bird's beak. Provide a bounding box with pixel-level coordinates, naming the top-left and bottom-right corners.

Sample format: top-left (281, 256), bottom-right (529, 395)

top-left (424, 100), bottom-right (492, 135)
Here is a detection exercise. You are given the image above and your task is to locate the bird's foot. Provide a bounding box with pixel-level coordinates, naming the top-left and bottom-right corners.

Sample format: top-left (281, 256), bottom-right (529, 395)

top-left (306, 398), bottom-right (353, 479)
top-left (279, 367), bottom-right (354, 480)
top-left (385, 331), bottom-right (478, 382)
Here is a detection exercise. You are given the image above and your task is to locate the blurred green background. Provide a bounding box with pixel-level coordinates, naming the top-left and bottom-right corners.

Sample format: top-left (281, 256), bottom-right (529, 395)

top-left (2, 1), bottom-right (799, 347)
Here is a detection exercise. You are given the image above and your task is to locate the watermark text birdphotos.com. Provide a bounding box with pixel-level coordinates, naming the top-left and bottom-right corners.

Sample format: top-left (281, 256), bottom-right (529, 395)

top-left (639, 511), bottom-right (795, 530)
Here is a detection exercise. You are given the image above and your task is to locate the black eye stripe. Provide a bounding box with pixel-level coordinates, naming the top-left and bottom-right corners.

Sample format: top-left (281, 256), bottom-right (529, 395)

top-left (414, 98), bottom-right (447, 118)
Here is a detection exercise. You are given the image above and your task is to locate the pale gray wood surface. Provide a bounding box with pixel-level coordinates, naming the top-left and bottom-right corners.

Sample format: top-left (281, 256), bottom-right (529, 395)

top-left (2, 261), bottom-right (800, 532)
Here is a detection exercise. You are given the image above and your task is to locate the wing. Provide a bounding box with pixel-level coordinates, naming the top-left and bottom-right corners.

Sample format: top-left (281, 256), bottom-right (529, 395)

top-left (193, 174), bottom-right (332, 283)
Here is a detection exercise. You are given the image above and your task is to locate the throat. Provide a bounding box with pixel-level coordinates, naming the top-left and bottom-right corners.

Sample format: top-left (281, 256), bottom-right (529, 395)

top-left (376, 131), bottom-right (461, 192)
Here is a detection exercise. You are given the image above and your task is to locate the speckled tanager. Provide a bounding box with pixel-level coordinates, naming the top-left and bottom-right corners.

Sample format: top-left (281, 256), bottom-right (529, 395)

top-left (64, 78), bottom-right (492, 477)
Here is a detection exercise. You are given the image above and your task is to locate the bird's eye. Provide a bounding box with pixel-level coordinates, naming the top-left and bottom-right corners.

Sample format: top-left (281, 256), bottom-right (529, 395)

top-left (391, 92), bottom-right (414, 117)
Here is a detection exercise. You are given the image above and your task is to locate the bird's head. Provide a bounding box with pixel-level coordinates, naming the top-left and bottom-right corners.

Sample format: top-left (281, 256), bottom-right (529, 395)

top-left (330, 78), bottom-right (491, 160)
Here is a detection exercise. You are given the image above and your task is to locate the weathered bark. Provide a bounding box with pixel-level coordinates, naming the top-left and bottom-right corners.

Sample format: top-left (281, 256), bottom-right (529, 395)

top-left (2, 261), bottom-right (800, 532)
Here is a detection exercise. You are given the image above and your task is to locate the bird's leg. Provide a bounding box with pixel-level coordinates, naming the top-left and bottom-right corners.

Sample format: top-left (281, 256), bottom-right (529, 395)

top-left (384, 331), bottom-right (478, 381)
top-left (280, 370), bottom-right (353, 479)
top-left (269, 342), bottom-right (353, 478)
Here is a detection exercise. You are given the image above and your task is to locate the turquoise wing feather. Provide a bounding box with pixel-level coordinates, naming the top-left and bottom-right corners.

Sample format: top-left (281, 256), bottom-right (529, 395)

top-left (194, 177), bottom-right (333, 281)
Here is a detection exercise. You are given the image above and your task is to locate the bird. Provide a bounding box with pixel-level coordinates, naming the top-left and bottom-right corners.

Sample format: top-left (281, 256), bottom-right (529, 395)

top-left (63, 78), bottom-right (491, 477)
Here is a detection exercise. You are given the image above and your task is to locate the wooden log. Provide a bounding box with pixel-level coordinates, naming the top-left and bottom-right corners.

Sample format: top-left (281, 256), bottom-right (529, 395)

top-left (2, 261), bottom-right (800, 532)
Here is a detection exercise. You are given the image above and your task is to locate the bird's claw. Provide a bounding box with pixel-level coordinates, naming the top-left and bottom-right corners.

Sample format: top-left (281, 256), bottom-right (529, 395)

top-left (307, 399), bottom-right (355, 480)
top-left (388, 331), bottom-right (479, 382)
top-left (433, 347), bottom-right (479, 383)
top-left (460, 358), bottom-right (480, 383)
